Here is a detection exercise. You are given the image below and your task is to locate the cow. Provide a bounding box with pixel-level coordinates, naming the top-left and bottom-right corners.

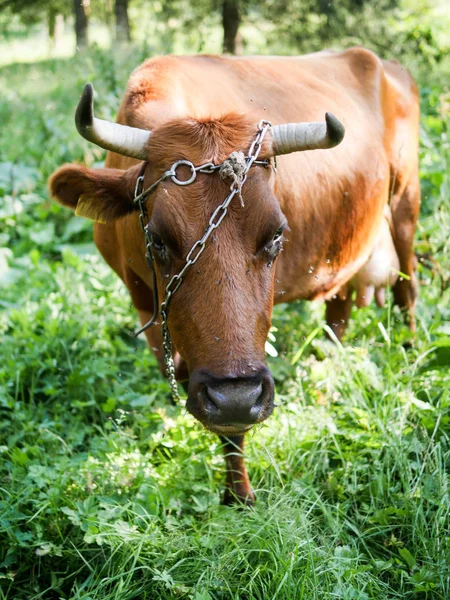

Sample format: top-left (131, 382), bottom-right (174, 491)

top-left (49, 47), bottom-right (420, 504)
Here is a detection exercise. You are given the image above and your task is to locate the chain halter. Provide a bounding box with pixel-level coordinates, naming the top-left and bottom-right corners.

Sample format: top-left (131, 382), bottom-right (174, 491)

top-left (133, 120), bottom-right (273, 402)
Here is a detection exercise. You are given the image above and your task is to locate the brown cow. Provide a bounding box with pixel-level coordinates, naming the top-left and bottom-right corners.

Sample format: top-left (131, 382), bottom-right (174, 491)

top-left (49, 47), bottom-right (420, 504)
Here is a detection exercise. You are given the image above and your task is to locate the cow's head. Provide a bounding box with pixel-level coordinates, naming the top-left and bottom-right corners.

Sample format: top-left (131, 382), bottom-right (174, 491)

top-left (50, 84), bottom-right (344, 435)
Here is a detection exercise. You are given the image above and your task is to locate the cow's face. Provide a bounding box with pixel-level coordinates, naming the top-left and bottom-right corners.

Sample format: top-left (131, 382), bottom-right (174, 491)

top-left (149, 171), bottom-right (284, 432)
top-left (142, 116), bottom-right (284, 434)
top-left (49, 85), bottom-right (344, 435)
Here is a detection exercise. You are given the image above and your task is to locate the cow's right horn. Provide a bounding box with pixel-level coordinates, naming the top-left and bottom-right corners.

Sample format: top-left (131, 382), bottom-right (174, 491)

top-left (271, 113), bottom-right (345, 155)
top-left (75, 83), bottom-right (151, 160)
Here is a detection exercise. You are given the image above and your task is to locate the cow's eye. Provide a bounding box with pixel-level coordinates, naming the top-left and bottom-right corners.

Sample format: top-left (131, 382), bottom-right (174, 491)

top-left (273, 227), bottom-right (284, 244)
top-left (264, 226), bottom-right (285, 256)
top-left (150, 233), bottom-right (167, 257)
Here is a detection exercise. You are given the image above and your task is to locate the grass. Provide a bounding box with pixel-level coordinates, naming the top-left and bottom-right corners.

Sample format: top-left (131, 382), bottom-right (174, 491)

top-left (0, 39), bottom-right (449, 600)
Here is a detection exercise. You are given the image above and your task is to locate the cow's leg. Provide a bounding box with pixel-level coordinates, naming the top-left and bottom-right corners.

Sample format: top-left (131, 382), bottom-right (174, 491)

top-left (219, 435), bottom-right (254, 505)
top-left (325, 293), bottom-right (353, 341)
top-left (124, 269), bottom-right (189, 381)
top-left (135, 310), bottom-right (189, 383)
top-left (93, 224), bottom-right (189, 379)
top-left (135, 308), bottom-right (166, 373)
top-left (390, 178), bottom-right (420, 331)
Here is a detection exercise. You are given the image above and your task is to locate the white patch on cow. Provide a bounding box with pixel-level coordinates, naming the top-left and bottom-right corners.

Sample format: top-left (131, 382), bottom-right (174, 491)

top-left (351, 210), bottom-right (399, 307)
top-left (312, 208), bottom-right (399, 307)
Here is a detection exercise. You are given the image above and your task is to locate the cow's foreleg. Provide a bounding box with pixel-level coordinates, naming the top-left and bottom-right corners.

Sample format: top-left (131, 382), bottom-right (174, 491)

top-left (219, 435), bottom-right (254, 505)
top-left (325, 293), bottom-right (353, 341)
top-left (124, 268), bottom-right (189, 382)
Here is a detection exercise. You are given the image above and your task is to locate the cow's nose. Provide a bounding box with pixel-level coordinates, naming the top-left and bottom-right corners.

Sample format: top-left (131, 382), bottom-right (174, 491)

top-left (187, 367), bottom-right (275, 430)
top-left (204, 379), bottom-right (264, 425)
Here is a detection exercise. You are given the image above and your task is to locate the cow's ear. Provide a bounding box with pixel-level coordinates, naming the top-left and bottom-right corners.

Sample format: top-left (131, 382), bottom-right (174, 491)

top-left (48, 164), bottom-right (139, 223)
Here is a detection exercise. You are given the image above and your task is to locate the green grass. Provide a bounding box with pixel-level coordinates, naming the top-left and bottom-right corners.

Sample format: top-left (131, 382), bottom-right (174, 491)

top-left (0, 42), bottom-right (449, 600)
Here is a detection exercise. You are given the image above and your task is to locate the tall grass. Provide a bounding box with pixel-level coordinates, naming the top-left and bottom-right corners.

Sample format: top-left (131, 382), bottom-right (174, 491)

top-left (0, 43), bottom-right (449, 599)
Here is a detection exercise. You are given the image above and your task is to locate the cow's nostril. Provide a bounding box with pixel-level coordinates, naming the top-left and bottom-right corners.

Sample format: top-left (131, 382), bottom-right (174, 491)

top-left (206, 382), bottom-right (262, 409)
top-left (203, 388), bottom-right (220, 418)
top-left (204, 380), bottom-right (264, 425)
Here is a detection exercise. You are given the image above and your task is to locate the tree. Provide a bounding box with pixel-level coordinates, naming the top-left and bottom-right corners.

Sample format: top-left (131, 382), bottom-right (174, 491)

top-left (73, 0), bottom-right (89, 50)
top-left (244, 0), bottom-right (403, 55)
top-left (115, 0), bottom-right (131, 42)
top-left (0, 0), bottom-right (70, 47)
top-left (222, 0), bottom-right (240, 54)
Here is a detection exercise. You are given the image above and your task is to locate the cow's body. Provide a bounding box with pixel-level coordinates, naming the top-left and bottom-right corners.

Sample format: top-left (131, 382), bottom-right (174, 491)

top-left (50, 48), bottom-right (420, 503)
top-left (99, 48), bottom-right (419, 347)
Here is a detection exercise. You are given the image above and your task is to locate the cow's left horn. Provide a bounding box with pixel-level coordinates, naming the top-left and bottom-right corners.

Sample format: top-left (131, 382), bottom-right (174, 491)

top-left (271, 113), bottom-right (345, 155)
top-left (75, 83), bottom-right (151, 160)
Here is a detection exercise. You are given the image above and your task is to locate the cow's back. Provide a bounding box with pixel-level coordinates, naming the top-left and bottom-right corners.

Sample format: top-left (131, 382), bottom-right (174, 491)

top-left (121, 50), bottom-right (390, 130)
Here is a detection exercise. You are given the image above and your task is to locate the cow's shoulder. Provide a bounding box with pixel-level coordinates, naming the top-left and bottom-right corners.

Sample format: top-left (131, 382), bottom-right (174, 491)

top-left (125, 55), bottom-right (183, 107)
top-left (121, 54), bottom-right (232, 127)
top-left (126, 54), bottom-right (228, 99)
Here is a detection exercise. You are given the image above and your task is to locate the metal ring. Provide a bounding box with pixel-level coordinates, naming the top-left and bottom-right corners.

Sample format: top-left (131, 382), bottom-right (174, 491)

top-left (170, 160), bottom-right (197, 186)
top-left (134, 175), bottom-right (144, 197)
top-left (258, 119), bottom-right (272, 129)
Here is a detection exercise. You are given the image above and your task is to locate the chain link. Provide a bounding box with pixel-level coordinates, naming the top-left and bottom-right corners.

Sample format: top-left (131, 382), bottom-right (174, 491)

top-left (134, 120), bottom-right (272, 402)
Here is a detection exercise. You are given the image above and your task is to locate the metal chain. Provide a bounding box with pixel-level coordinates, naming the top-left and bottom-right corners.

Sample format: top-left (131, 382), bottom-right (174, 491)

top-left (133, 175), bottom-right (160, 337)
top-left (134, 120), bottom-right (272, 402)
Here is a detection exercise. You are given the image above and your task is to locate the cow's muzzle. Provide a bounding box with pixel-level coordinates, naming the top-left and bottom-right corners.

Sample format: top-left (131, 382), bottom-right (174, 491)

top-left (187, 366), bottom-right (275, 433)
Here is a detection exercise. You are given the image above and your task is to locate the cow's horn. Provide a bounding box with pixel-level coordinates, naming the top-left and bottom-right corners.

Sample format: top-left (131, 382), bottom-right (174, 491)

top-left (271, 113), bottom-right (345, 155)
top-left (75, 83), bottom-right (151, 160)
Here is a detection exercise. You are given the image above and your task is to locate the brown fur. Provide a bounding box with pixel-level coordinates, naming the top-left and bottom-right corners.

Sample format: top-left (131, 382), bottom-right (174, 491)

top-left (147, 113), bottom-right (271, 169)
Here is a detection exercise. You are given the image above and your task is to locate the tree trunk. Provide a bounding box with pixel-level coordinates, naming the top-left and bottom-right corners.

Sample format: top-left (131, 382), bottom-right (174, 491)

top-left (48, 6), bottom-right (56, 54)
top-left (115, 0), bottom-right (131, 43)
top-left (73, 0), bottom-right (89, 50)
top-left (222, 0), bottom-right (240, 55)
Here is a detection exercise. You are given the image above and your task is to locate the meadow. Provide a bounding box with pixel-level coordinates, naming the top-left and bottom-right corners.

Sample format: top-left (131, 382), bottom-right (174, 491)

top-left (0, 35), bottom-right (449, 600)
